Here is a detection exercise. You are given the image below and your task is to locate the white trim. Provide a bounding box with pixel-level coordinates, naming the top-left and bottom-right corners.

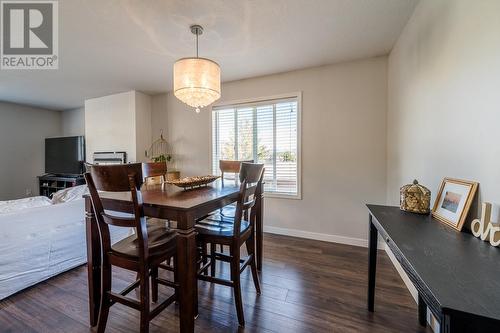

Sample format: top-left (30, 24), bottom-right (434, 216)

top-left (385, 244), bottom-right (439, 332)
top-left (296, 92), bottom-right (302, 200)
top-left (264, 225), bottom-right (385, 249)
top-left (385, 244), bottom-right (417, 301)
top-left (264, 192), bottom-right (302, 200)
top-left (213, 92), bottom-right (301, 109)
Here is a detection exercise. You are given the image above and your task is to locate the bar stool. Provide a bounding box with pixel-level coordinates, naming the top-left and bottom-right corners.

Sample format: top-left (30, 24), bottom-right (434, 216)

top-left (196, 162), bottom-right (264, 326)
top-left (85, 163), bottom-right (178, 333)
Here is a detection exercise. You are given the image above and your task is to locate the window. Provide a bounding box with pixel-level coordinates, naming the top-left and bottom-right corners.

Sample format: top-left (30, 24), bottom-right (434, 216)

top-left (212, 95), bottom-right (300, 197)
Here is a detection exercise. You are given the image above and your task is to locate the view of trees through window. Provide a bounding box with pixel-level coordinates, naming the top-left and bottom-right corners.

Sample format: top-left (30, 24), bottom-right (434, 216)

top-left (212, 99), bottom-right (298, 195)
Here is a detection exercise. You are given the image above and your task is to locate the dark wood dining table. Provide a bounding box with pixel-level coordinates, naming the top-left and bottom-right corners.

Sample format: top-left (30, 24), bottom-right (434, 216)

top-left (84, 181), bottom-right (264, 333)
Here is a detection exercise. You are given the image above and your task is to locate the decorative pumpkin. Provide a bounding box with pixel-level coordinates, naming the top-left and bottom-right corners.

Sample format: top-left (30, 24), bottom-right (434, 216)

top-left (400, 180), bottom-right (431, 214)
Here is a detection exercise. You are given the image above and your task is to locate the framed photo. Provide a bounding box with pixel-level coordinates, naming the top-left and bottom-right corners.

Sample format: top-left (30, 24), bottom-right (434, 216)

top-left (432, 178), bottom-right (478, 231)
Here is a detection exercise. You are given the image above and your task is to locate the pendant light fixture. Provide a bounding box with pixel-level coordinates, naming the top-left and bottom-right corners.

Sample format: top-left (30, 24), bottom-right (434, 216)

top-left (173, 25), bottom-right (221, 113)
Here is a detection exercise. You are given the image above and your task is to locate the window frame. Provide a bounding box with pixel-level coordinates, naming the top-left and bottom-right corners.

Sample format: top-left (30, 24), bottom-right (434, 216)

top-left (209, 92), bottom-right (302, 200)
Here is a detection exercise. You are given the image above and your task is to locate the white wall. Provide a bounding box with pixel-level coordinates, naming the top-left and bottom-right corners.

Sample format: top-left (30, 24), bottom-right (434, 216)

top-left (61, 107), bottom-right (85, 136)
top-left (0, 102), bottom-right (61, 200)
top-left (85, 91), bottom-right (136, 163)
top-left (387, 0), bottom-right (500, 210)
top-left (387, 3), bottom-right (500, 329)
top-left (152, 57), bottom-right (388, 243)
top-left (135, 92), bottom-right (152, 163)
top-left (85, 91), bottom-right (152, 163)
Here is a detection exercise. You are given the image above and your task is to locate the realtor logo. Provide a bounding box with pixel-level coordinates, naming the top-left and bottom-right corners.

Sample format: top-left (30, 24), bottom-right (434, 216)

top-left (0, 0), bottom-right (58, 69)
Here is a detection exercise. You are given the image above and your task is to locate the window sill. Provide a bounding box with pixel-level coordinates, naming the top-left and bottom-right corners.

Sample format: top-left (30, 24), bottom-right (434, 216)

top-left (264, 192), bottom-right (302, 200)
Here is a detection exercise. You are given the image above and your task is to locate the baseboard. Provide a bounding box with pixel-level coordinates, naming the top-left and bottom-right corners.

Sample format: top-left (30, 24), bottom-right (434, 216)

top-left (263, 225), bottom-right (385, 249)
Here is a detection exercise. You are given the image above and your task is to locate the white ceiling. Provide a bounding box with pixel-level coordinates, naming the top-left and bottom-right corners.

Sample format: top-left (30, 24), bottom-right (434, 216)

top-left (0, 0), bottom-right (419, 110)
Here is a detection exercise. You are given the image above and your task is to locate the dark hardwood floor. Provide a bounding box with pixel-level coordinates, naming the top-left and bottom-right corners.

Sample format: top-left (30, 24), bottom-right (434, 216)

top-left (0, 233), bottom-right (431, 333)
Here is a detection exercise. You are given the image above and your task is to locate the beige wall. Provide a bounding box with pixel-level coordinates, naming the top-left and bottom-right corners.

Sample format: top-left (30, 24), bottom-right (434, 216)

top-left (61, 107), bottom-right (85, 136)
top-left (0, 102), bottom-right (61, 199)
top-left (387, 0), bottom-right (500, 210)
top-left (152, 57), bottom-right (388, 243)
top-left (151, 92), bottom-right (211, 176)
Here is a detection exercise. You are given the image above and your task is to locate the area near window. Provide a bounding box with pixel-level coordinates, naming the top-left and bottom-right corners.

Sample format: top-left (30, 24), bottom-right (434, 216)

top-left (211, 95), bottom-right (301, 198)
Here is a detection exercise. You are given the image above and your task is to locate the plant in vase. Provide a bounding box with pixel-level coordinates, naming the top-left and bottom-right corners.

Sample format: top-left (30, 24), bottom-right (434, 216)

top-left (152, 154), bottom-right (172, 163)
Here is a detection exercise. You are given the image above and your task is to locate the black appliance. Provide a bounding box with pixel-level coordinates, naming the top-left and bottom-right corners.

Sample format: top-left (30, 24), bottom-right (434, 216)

top-left (45, 136), bottom-right (85, 175)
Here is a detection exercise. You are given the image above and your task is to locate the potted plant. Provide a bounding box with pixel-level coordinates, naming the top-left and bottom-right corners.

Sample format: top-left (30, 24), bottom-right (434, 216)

top-left (152, 154), bottom-right (172, 163)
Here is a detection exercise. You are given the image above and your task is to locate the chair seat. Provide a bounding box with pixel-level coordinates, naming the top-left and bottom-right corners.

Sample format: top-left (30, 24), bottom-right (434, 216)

top-left (195, 216), bottom-right (250, 238)
top-left (111, 220), bottom-right (177, 259)
top-left (204, 204), bottom-right (236, 221)
top-left (203, 212), bottom-right (236, 223)
top-left (219, 204), bottom-right (236, 217)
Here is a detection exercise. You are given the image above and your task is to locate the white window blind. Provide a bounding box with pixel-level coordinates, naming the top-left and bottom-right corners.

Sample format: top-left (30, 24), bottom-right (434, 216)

top-left (212, 97), bottom-right (299, 197)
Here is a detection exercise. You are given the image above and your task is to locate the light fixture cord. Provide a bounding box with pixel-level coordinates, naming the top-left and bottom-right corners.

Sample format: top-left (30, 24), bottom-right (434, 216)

top-left (196, 30), bottom-right (199, 58)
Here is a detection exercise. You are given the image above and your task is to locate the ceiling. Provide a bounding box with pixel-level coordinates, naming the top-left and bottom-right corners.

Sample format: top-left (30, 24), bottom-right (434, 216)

top-left (0, 0), bottom-right (419, 110)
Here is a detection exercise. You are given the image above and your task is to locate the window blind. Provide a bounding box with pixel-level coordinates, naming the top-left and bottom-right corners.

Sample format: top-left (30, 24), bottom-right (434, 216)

top-left (212, 97), bottom-right (299, 196)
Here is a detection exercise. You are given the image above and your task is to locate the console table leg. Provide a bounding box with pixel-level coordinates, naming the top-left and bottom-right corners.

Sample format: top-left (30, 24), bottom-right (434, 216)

top-left (418, 293), bottom-right (427, 327)
top-left (368, 214), bottom-right (378, 312)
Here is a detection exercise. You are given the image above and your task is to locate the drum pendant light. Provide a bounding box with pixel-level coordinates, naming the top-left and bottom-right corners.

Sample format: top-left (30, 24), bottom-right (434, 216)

top-left (173, 25), bottom-right (221, 113)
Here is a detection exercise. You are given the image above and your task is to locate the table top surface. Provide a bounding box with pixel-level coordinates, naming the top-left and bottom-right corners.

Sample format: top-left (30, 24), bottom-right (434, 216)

top-left (367, 204), bottom-right (500, 321)
top-left (86, 181), bottom-right (242, 210)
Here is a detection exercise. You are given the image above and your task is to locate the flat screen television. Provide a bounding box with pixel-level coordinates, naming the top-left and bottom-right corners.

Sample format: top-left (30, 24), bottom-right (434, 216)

top-left (45, 136), bottom-right (85, 175)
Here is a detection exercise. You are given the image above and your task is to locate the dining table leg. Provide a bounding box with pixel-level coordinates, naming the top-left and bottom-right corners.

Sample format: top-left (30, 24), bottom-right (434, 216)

top-left (176, 220), bottom-right (198, 333)
top-left (256, 187), bottom-right (264, 271)
top-left (85, 197), bottom-right (101, 327)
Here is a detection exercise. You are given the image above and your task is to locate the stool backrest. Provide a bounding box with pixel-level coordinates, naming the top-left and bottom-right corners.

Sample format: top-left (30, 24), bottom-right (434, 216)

top-left (142, 161), bottom-right (168, 183)
top-left (84, 163), bottom-right (151, 259)
top-left (219, 159), bottom-right (253, 186)
top-left (233, 162), bottom-right (265, 238)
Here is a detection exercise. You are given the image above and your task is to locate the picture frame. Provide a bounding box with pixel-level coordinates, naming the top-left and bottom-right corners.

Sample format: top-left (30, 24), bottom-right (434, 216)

top-left (432, 178), bottom-right (478, 231)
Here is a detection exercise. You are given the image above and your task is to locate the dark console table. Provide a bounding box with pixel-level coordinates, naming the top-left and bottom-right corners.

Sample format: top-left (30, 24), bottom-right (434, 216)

top-left (38, 174), bottom-right (85, 197)
top-left (367, 204), bottom-right (500, 333)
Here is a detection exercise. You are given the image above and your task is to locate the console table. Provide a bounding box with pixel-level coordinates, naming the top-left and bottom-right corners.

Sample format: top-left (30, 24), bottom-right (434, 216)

top-left (367, 204), bottom-right (500, 333)
top-left (38, 174), bottom-right (85, 197)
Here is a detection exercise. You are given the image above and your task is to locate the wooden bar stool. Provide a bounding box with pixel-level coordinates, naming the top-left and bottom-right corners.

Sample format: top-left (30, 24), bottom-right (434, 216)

top-left (142, 161), bottom-right (168, 185)
top-left (85, 163), bottom-right (178, 333)
top-left (196, 162), bottom-right (264, 327)
top-left (142, 161), bottom-right (172, 226)
top-left (218, 159), bottom-right (253, 217)
top-left (142, 161), bottom-right (175, 267)
top-left (209, 160), bottom-right (254, 254)
top-left (220, 160), bottom-right (253, 186)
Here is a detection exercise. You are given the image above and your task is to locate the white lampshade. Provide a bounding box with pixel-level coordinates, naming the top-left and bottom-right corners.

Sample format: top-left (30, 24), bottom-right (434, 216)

top-left (173, 57), bottom-right (221, 110)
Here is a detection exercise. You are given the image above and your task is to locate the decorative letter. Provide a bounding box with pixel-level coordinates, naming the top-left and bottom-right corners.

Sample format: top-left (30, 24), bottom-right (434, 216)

top-left (472, 203), bottom-right (492, 240)
top-left (490, 224), bottom-right (500, 247)
top-left (471, 203), bottom-right (500, 247)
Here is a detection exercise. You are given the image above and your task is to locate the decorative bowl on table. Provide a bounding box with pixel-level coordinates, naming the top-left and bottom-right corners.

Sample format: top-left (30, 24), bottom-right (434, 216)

top-left (166, 175), bottom-right (220, 189)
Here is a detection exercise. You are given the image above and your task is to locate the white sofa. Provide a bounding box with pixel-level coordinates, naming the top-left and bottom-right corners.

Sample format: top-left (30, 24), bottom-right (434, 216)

top-left (0, 186), bottom-right (129, 300)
